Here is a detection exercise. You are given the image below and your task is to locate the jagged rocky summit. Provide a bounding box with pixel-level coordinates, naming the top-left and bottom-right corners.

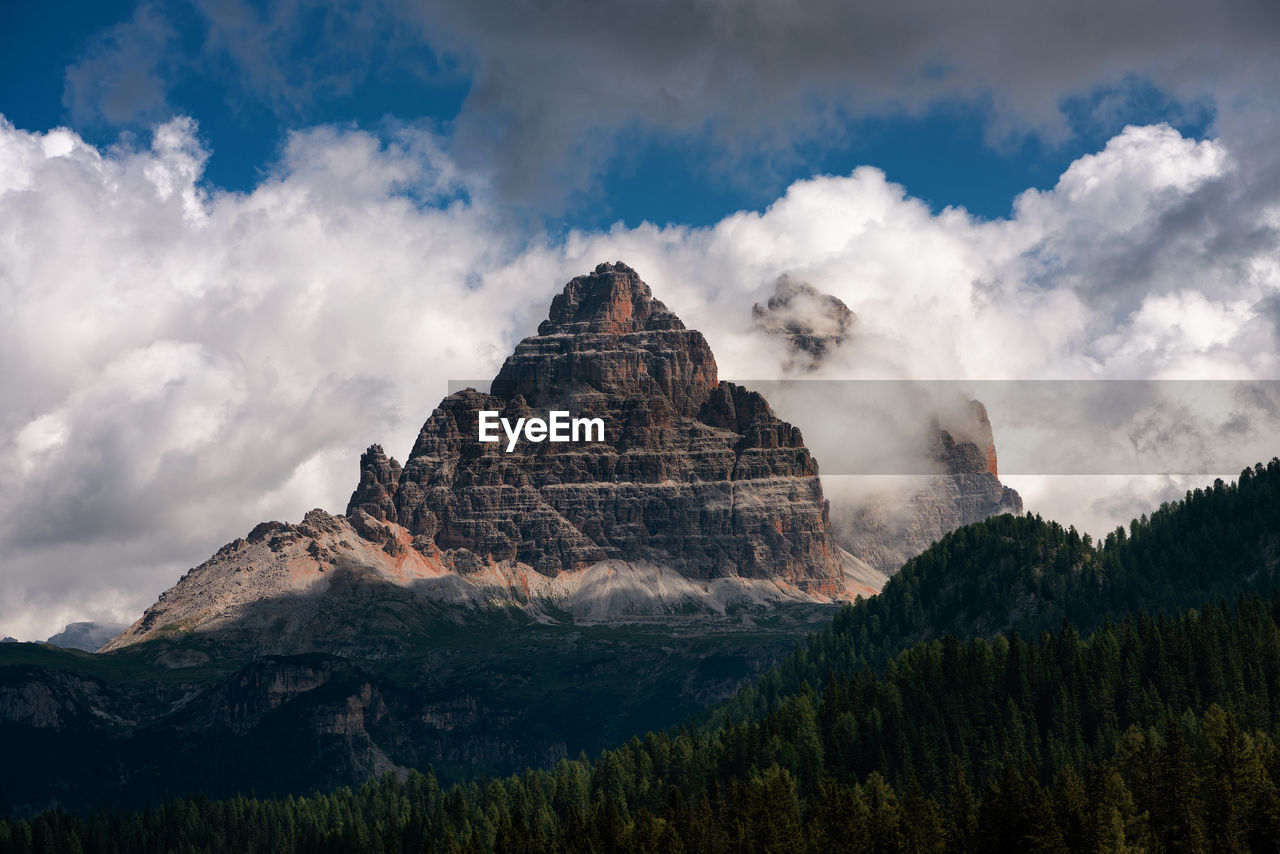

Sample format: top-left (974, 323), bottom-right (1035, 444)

top-left (752, 276), bottom-right (856, 370)
top-left (105, 264), bottom-right (882, 652)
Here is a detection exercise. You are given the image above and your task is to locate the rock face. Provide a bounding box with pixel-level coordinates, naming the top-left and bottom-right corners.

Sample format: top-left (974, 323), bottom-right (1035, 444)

top-left (0, 670), bottom-right (128, 728)
top-left (106, 263), bottom-right (879, 653)
top-left (834, 476), bottom-right (1023, 578)
top-left (383, 262), bottom-right (850, 593)
top-left (752, 276), bottom-right (855, 370)
top-left (854, 399), bottom-right (1021, 574)
top-left (346, 445), bottom-right (402, 523)
top-left (933, 400), bottom-right (1000, 478)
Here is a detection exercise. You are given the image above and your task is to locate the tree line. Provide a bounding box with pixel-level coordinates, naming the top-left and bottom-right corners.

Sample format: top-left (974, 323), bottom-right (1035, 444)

top-left (8, 593), bottom-right (1280, 852)
top-left (4, 460), bottom-right (1280, 852)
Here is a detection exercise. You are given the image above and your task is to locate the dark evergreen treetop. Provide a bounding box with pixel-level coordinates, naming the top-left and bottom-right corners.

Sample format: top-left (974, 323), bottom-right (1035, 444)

top-left (713, 459), bottom-right (1280, 722)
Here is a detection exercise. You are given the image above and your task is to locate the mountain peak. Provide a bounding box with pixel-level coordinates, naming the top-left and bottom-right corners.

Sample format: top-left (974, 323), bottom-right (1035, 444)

top-left (408, 263), bottom-right (851, 588)
top-left (347, 444), bottom-right (402, 523)
top-left (106, 263), bottom-right (880, 652)
top-left (492, 263), bottom-right (718, 415)
top-left (537, 261), bottom-right (684, 336)
top-left (752, 275), bottom-right (855, 368)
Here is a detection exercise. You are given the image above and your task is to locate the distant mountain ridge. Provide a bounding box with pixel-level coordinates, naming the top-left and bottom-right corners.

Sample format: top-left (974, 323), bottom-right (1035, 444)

top-left (45, 622), bottom-right (128, 652)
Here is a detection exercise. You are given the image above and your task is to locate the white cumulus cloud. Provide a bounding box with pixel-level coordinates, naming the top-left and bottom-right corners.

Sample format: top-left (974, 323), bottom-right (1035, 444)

top-left (1, 114), bottom-right (1277, 639)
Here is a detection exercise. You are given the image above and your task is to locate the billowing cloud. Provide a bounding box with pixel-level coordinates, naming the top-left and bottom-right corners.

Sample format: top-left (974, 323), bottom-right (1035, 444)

top-left (1, 114), bottom-right (1277, 639)
top-left (0, 116), bottom-right (533, 640)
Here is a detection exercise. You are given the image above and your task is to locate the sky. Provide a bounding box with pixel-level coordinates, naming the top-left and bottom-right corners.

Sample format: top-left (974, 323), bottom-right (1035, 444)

top-left (1, 0), bottom-right (1279, 640)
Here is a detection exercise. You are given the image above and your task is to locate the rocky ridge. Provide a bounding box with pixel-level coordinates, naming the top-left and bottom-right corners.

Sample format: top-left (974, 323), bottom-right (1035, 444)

top-left (106, 264), bottom-right (883, 652)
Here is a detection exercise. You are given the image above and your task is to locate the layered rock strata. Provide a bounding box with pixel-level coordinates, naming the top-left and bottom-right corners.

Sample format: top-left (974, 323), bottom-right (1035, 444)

top-left (386, 263), bottom-right (847, 591)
